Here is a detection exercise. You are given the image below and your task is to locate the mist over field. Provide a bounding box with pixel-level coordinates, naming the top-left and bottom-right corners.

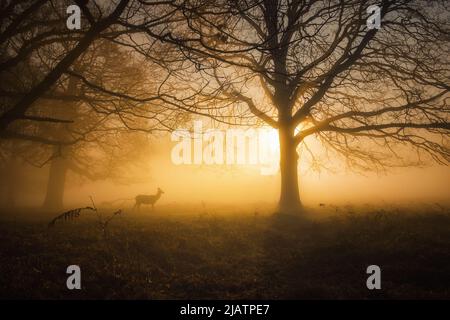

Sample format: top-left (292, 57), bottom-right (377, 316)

top-left (2, 134), bottom-right (448, 210)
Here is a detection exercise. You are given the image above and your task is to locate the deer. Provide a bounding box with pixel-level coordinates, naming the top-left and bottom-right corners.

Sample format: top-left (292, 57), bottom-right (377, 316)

top-left (133, 188), bottom-right (164, 210)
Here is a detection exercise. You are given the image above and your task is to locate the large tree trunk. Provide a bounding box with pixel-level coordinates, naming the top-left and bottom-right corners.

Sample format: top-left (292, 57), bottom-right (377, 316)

top-left (278, 125), bottom-right (302, 214)
top-left (42, 147), bottom-right (68, 211)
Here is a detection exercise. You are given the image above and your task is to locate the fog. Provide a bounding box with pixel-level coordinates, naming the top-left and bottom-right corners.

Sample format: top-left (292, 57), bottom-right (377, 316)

top-left (2, 133), bottom-right (448, 212)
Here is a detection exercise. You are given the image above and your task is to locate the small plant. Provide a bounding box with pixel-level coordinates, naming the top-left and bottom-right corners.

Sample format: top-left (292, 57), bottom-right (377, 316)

top-left (97, 209), bottom-right (122, 238)
top-left (47, 196), bottom-right (123, 239)
top-left (89, 196), bottom-right (122, 238)
top-left (48, 207), bottom-right (96, 228)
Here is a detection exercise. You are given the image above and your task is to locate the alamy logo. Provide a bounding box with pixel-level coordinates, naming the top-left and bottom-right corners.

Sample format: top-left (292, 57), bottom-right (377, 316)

top-left (66, 265), bottom-right (81, 289)
top-left (366, 265), bottom-right (381, 290)
top-left (367, 5), bottom-right (381, 30)
top-left (171, 121), bottom-right (280, 175)
top-left (66, 5), bottom-right (81, 30)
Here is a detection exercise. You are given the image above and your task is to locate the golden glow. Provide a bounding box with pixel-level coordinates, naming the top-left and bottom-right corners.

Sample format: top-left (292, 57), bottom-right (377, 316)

top-left (263, 128), bottom-right (280, 151)
top-left (9, 127), bottom-right (450, 208)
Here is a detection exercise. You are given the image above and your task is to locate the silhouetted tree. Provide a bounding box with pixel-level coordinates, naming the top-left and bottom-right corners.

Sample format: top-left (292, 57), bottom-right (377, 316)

top-left (127, 0), bottom-right (449, 213)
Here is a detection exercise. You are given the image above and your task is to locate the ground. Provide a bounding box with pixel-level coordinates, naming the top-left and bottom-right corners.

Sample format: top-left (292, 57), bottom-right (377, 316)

top-left (0, 204), bottom-right (449, 299)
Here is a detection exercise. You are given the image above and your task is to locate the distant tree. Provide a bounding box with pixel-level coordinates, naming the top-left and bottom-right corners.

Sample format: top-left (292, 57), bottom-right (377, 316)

top-left (0, 142), bottom-right (22, 208)
top-left (128, 0), bottom-right (450, 213)
top-left (39, 41), bottom-right (161, 210)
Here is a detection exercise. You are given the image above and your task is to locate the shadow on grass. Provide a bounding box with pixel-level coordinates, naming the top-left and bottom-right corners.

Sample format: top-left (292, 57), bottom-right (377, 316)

top-left (260, 208), bottom-right (450, 299)
top-left (0, 206), bottom-right (449, 299)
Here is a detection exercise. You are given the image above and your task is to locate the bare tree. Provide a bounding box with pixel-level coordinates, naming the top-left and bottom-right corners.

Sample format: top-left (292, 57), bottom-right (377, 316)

top-left (125, 0), bottom-right (449, 213)
top-left (0, 0), bottom-right (130, 142)
top-left (37, 40), bottom-right (163, 210)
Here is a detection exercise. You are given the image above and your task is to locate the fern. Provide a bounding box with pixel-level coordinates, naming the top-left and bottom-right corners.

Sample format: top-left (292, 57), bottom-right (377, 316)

top-left (48, 206), bottom-right (96, 228)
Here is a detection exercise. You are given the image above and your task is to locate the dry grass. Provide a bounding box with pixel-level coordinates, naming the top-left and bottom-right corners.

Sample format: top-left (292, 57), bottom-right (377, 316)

top-left (0, 205), bottom-right (449, 299)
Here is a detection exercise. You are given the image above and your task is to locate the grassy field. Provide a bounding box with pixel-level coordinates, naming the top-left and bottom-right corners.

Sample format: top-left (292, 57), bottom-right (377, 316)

top-left (0, 204), bottom-right (449, 299)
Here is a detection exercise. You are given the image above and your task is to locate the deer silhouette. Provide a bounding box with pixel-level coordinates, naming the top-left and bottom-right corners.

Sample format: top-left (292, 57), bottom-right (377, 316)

top-left (133, 187), bottom-right (164, 210)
